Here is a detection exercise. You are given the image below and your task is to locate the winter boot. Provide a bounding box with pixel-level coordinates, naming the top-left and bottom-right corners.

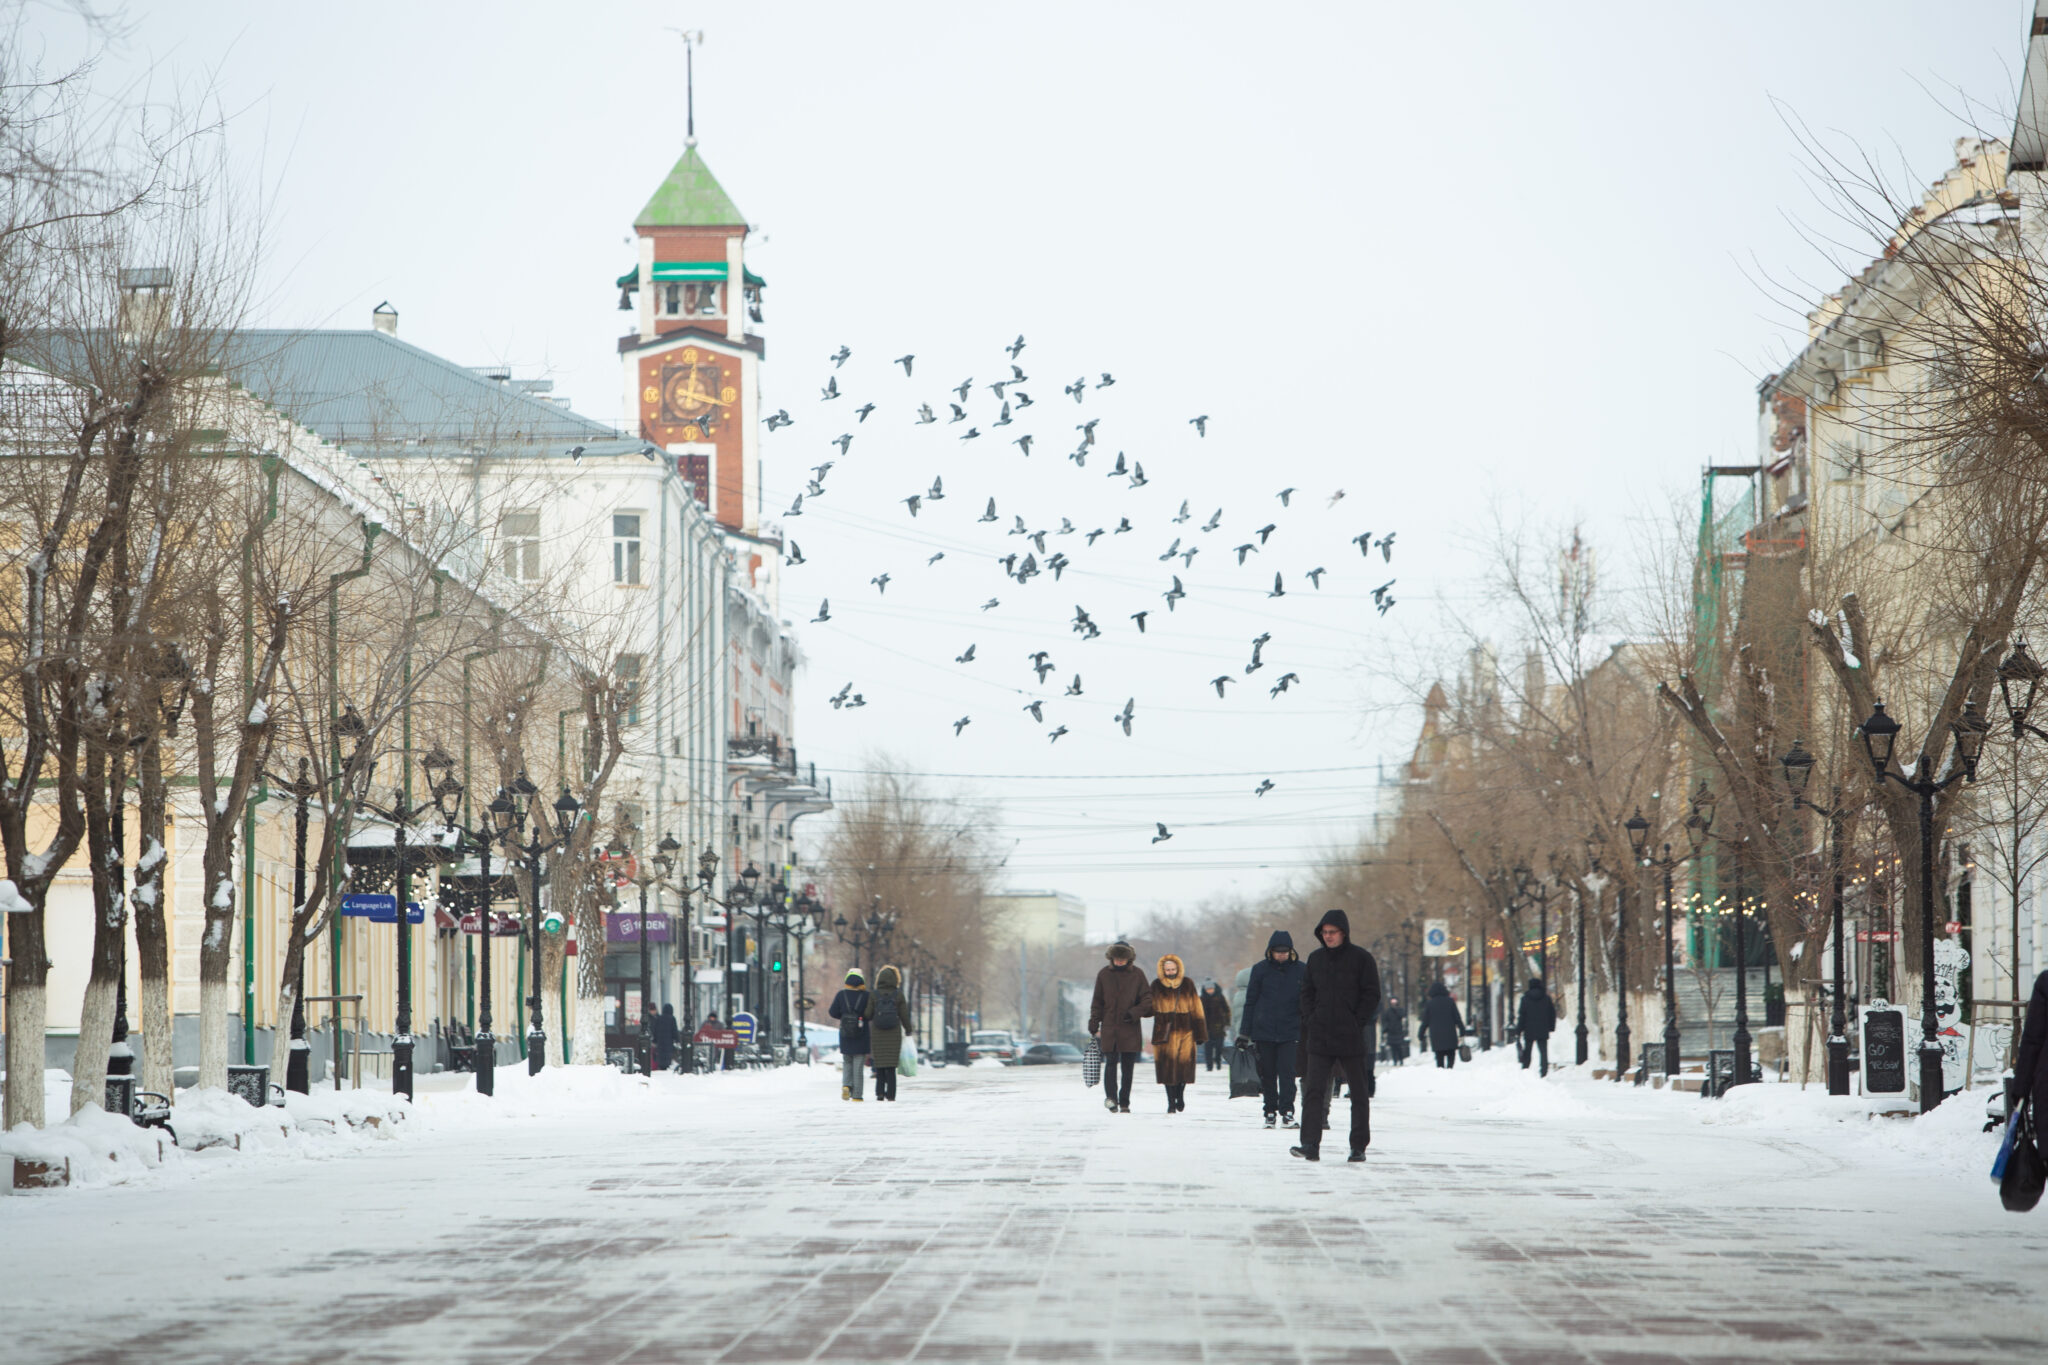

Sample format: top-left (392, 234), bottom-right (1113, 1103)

top-left (1289, 1145), bottom-right (1319, 1161)
top-left (1118, 1104), bottom-right (1131, 1113)
top-left (842, 1086), bottom-right (851, 1101)
top-left (1348, 1149), bottom-right (1367, 1163)
top-left (1105, 1095), bottom-right (1119, 1113)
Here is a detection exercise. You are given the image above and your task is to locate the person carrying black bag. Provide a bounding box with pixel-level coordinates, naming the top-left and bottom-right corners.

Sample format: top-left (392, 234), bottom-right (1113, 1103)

top-left (2004, 968), bottom-right (2048, 1212)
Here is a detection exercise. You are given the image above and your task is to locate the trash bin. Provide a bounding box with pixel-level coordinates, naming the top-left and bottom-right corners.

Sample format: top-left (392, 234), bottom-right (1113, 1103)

top-left (104, 1073), bottom-right (137, 1120)
top-left (226, 1063), bottom-right (271, 1106)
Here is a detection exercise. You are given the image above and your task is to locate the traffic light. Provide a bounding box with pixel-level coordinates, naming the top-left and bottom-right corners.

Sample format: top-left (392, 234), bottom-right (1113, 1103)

top-left (770, 955), bottom-right (784, 974)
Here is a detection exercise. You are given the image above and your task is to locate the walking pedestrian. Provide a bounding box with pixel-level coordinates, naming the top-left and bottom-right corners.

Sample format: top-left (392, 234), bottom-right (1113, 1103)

top-left (1419, 981), bottom-right (1463, 1068)
top-left (1146, 954), bottom-right (1208, 1112)
top-left (868, 965), bottom-right (912, 1101)
top-left (1200, 981), bottom-right (1232, 1071)
top-left (2015, 968), bottom-right (2048, 1112)
top-left (1239, 930), bottom-right (1306, 1129)
top-left (652, 1002), bottom-right (678, 1072)
top-left (1291, 909), bottom-right (1380, 1164)
top-left (1379, 996), bottom-right (1407, 1066)
top-left (1518, 977), bottom-right (1558, 1075)
top-left (828, 969), bottom-right (872, 1101)
top-left (1089, 941), bottom-right (1151, 1113)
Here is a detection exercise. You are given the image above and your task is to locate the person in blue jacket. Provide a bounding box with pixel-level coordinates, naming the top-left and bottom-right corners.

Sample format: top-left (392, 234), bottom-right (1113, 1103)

top-left (828, 969), bottom-right (872, 1101)
top-left (1238, 930), bottom-right (1306, 1128)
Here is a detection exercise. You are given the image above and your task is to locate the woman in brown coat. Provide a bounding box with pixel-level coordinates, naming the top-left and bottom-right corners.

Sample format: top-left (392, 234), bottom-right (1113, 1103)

top-left (1144, 953), bottom-right (1208, 1113)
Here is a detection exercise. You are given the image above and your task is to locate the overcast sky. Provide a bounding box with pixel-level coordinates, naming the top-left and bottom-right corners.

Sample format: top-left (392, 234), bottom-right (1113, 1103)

top-left (47, 3), bottom-right (2032, 934)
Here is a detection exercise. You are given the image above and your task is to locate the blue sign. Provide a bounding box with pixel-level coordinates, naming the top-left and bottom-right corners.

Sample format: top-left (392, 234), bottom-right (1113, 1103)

top-left (340, 894), bottom-right (423, 924)
top-left (732, 1011), bottom-right (758, 1045)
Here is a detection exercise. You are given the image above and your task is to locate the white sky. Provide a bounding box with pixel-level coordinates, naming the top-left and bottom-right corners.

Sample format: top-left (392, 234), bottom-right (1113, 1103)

top-left (46, 2), bottom-right (2031, 934)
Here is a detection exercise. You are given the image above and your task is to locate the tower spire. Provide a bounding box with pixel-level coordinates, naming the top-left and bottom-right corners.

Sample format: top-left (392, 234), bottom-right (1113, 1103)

top-left (670, 28), bottom-right (705, 147)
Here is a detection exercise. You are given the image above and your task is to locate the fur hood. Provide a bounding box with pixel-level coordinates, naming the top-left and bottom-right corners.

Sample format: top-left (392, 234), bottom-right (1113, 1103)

top-left (876, 964), bottom-right (901, 991)
top-left (1155, 953), bottom-right (1187, 984)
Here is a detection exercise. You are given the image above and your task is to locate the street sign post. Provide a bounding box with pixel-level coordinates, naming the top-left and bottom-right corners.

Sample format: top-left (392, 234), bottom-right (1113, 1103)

top-left (732, 1011), bottom-right (758, 1046)
top-left (1422, 919), bottom-right (1450, 957)
top-left (340, 895), bottom-right (424, 924)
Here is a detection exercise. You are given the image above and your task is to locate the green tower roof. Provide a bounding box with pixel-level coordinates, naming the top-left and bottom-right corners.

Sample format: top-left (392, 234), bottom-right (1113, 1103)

top-left (635, 144), bottom-right (746, 229)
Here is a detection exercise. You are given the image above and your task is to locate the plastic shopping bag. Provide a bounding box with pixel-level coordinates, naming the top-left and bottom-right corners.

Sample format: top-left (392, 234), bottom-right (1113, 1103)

top-left (1228, 1038), bottom-right (1263, 1099)
top-left (898, 1044), bottom-right (918, 1079)
top-left (1082, 1037), bottom-right (1103, 1087)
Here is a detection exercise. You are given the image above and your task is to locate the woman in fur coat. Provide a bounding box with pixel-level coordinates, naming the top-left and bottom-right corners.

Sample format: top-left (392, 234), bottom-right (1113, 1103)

top-left (1144, 953), bottom-right (1208, 1112)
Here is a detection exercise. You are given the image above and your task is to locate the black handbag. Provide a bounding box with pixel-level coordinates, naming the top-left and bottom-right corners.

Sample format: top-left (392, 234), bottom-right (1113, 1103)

top-left (2002, 1098), bottom-right (2046, 1213)
top-left (1228, 1038), bottom-right (1263, 1098)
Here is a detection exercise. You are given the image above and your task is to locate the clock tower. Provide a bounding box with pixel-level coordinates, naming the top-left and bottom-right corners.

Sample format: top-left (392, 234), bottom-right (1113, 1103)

top-left (617, 139), bottom-right (764, 535)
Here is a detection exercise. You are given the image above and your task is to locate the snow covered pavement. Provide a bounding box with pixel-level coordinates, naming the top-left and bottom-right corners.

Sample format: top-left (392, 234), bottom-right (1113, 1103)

top-left (5, 1051), bottom-right (2048, 1363)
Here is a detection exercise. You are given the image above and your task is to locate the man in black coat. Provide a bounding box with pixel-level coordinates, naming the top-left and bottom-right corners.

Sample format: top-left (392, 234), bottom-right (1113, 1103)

top-left (1239, 930), bottom-right (1306, 1128)
top-left (2014, 969), bottom-right (2048, 1113)
top-left (651, 1002), bottom-right (679, 1072)
top-left (1380, 997), bottom-right (1407, 1066)
top-left (1291, 909), bottom-right (1380, 1163)
top-left (1420, 981), bottom-right (1464, 1068)
top-left (1517, 978), bottom-right (1558, 1076)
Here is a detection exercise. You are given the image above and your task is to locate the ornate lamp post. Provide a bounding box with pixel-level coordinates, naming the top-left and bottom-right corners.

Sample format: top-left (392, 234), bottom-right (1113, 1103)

top-left (1997, 641), bottom-right (2048, 1014)
top-left (1628, 793), bottom-right (1711, 1077)
top-left (1853, 699), bottom-right (1990, 1113)
top-left (1780, 739), bottom-right (1854, 1096)
top-left (1686, 781), bottom-right (1759, 1087)
top-left (264, 756), bottom-right (319, 1093)
top-left (495, 775), bottom-right (578, 1075)
top-left (616, 829), bottom-right (683, 1075)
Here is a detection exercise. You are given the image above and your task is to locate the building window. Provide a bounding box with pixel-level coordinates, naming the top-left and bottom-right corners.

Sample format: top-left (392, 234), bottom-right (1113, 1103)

top-left (616, 653), bottom-right (644, 726)
top-left (500, 510), bottom-right (539, 581)
top-left (613, 513), bottom-right (642, 585)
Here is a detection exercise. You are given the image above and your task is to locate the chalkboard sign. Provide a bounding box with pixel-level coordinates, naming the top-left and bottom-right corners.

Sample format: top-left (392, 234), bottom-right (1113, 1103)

top-left (1862, 1007), bottom-right (1907, 1094)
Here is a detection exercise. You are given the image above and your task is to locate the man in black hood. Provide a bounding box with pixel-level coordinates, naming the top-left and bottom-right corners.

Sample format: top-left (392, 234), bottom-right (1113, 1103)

top-left (1239, 929), bottom-right (1306, 1128)
top-left (1291, 909), bottom-right (1381, 1163)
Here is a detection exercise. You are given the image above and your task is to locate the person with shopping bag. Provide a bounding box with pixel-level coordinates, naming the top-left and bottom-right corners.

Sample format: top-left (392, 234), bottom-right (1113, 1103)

top-left (867, 965), bottom-right (912, 1102)
top-left (1239, 930), bottom-right (1305, 1128)
top-left (1089, 941), bottom-right (1151, 1113)
top-left (2002, 967), bottom-right (2048, 1211)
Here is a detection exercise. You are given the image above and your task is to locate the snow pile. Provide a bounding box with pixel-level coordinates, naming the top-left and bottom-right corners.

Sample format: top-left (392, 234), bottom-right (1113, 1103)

top-left (1, 1104), bottom-right (169, 1188)
top-left (283, 1087), bottom-right (410, 1136)
top-left (1700, 1079), bottom-right (2001, 1181)
top-left (167, 1087), bottom-right (296, 1152)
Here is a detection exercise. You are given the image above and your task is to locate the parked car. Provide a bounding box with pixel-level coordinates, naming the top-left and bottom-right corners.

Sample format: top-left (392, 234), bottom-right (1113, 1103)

top-left (966, 1030), bottom-right (1021, 1064)
top-left (1018, 1043), bottom-right (1085, 1066)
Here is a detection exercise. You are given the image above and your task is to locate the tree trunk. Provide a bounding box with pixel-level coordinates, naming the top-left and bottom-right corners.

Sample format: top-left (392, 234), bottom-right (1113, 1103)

top-left (71, 745), bottom-right (127, 1115)
top-left (572, 896), bottom-right (607, 1065)
top-left (132, 745), bottom-right (173, 1099)
top-left (3, 907), bottom-right (49, 1129)
top-left (539, 932), bottom-right (567, 1064)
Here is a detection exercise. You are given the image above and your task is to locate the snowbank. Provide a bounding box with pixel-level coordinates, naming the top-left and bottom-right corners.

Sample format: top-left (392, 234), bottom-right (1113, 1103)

top-left (1, 1104), bottom-right (169, 1188)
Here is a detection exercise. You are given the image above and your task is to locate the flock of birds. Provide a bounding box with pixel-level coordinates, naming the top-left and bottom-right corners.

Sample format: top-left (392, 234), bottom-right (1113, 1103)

top-left (770, 335), bottom-right (1397, 845)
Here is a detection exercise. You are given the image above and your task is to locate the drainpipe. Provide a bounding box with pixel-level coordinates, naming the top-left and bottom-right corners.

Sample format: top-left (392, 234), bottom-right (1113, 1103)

top-left (241, 455), bottom-right (281, 1065)
top-left (328, 519), bottom-right (382, 1004)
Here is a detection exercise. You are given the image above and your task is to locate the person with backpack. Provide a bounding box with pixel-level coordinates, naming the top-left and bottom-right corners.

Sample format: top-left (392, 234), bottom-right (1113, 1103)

top-left (1239, 930), bottom-right (1306, 1128)
top-left (1517, 977), bottom-right (1559, 1075)
top-left (828, 969), bottom-right (871, 1101)
top-left (869, 964), bottom-right (913, 1101)
top-left (1419, 981), bottom-right (1464, 1068)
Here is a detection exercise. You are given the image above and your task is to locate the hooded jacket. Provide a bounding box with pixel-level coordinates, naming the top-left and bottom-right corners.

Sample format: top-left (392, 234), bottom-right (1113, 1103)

top-left (1144, 954), bottom-right (1208, 1086)
top-left (2014, 969), bottom-right (2048, 1102)
top-left (1420, 981), bottom-right (1464, 1053)
top-left (869, 964), bottom-right (911, 1068)
top-left (1200, 984), bottom-right (1232, 1034)
top-left (828, 978), bottom-right (871, 1056)
top-left (1299, 909), bottom-right (1381, 1058)
top-left (1089, 944), bottom-right (1152, 1054)
top-left (1239, 931), bottom-right (1306, 1043)
top-left (1517, 980), bottom-right (1558, 1040)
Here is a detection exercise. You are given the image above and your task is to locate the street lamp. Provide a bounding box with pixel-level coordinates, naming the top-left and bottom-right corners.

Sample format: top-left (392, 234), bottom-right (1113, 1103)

top-left (1780, 738), bottom-right (1855, 1096)
top-left (1998, 641), bottom-right (2048, 1018)
top-left (1627, 797), bottom-right (1706, 1078)
top-left (1854, 698), bottom-right (1990, 1113)
top-left (493, 775), bottom-right (577, 1076)
top-left (263, 755), bottom-right (319, 1093)
top-left (1686, 781), bottom-right (1757, 1088)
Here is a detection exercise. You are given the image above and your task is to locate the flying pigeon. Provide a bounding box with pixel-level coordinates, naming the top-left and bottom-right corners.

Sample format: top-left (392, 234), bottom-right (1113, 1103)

top-left (894, 354), bottom-right (915, 376)
top-left (1011, 364), bottom-right (1028, 382)
top-left (1015, 434), bottom-right (1034, 456)
top-left (1077, 419), bottom-right (1099, 446)
top-left (928, 476), bottom-right (945, 500)
top-left (805, 479), bottom-right (825, 497)
top-left (1189, 415), bottom-right (1209, 437)
top-left (1371, 578), bottom-right (1395, 608)
top-left (1151, 822), bottom-right (1172, 844)
top-left (1234, 543), bottom-right (1258, 565)
top-left (1007, 335), bottom-right (1027, 359)
top-left (1024, 700), bottom-right (1044, 722)
top-left (830, 345), bottom-right (850, 368)
top-left (949, 402), bottom-right (968, 423)
top-left (989, 380), bottom-right (1010, 402)
top-left (1048, 725), bottom-right (1069, 743)
top-left (1030, 651), bottom-right (1054, 681)
top-left (1210, 675), bottom-right (1235, 698)
top-left (980, 498), bottom-right (999, 523)
top-left (1173, 501), bottom-right (1191, 524)
top-left (953, 377), bottom-right (973, 403)
top-left (955, 644), bottom-right (977, 664)
top-left (1179, 545), bottom-right (1200, 568)
top-left (765, 409), bottom-right (792, 431)
top-left (845, 694), bottom-right (866, 708)
top-left (994, 402), bottom-right (1013, 426)
top-left (1011, 515), bottom-right (1029, 536)
top-left (1068, 446), bottom-right (1088, 468)
top-left (812, 599), bottom-right (831, 623)
top-left (786, 542), bottom-right (806, 565)
top-left (568, 445), bottom-right (585, 464)
top-left (1128, 462), bottom-right (1147, 489)
top-left (830, 683), bottom-right (852, 709)
top-left (1014, 390), bottom-right (1034, 408)
top-left (1270, 672), bottom-right (1299, 697)
top-left (1307, 567), bottom-right (1326, 588)
top-left (871, 574), bottom-right (891, 594)
top-left (927, 552), bottom-right (945, 565)
top-left (783, 492), bottom-right (807, 517)
top-left (981, 598), bottom-right (1001, 611)
top-left (1064, 377), bottom-right (1086, 402)
top-left (1067, 674), bottom-right (1085, 697)
top-left (1201, 509), bottom-right (1222, 532)
top-left (821, 376), bottom-right (840, 400)
top-left (953, 716), bottom-right (972, 736)
top-left (855, 402), bottom-right (876, 423)
top-left (1164, 575), bottom-right (1185, 610)
top-left (1072, 606), bottom-right (1100, 638)
top-left (1269, 572), bottom-right (1285, 598)
top-left (1256, 523), bottom-right (1277, 545)
top-left (833, 433), bottom-right (854, 455)
top-left (1353, 532), bottom-right (1373, 556)
top-left (916, 404), bottom-right (937, 424)
top-left (902, 495), bottom-right (921, 516)
top-left (1114, 517), bottom-right (1133, 534)
top-left (1058, 518), bottom-right (1076, 535)
top-left (1047, 552), bottom-right (1070, 581)
top-left (1085, 528), bottom-right (1106, 546)
top-left (1255, 779), bottom-right (1275, 796)
top-left (1327, 489), bottom-right (1345, 506)
top-left (1108, 451), bottom-right (1127, 478)
top-left (812, 461), bottom-right (835, 481)
top-left (1116, 698), bottom-right (1135, 735)
top-left (1277, 488), bottom-right (1294, 507)
top-left (1375, 532), bottom-right (1396, 562)
top-left (1158, 538), bottom-right (1182, 562)
top-left (1097, 373), bottom-right (1116, 389)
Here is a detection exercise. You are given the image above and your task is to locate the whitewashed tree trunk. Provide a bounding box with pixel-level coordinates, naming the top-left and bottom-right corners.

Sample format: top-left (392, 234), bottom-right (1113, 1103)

top-left (267, 976), bottom-right (299, 1093)
top-left (70, 979), bottom-right (116, 1115)
top-left (4, 979), bottom-right (47, 1129)
top-left (138, 971), bottom-right (173, 1096)
top-left (198, 977), bottom-right (232, 1090)
top-left (572, 897), bottom-right (607, 1064)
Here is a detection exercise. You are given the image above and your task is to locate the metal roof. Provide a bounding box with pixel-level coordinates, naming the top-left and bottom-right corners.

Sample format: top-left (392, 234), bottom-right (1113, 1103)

top-left (634, 145), bottom-right (746, 228)
top-left (220, 329), bottom-right (619, 449)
